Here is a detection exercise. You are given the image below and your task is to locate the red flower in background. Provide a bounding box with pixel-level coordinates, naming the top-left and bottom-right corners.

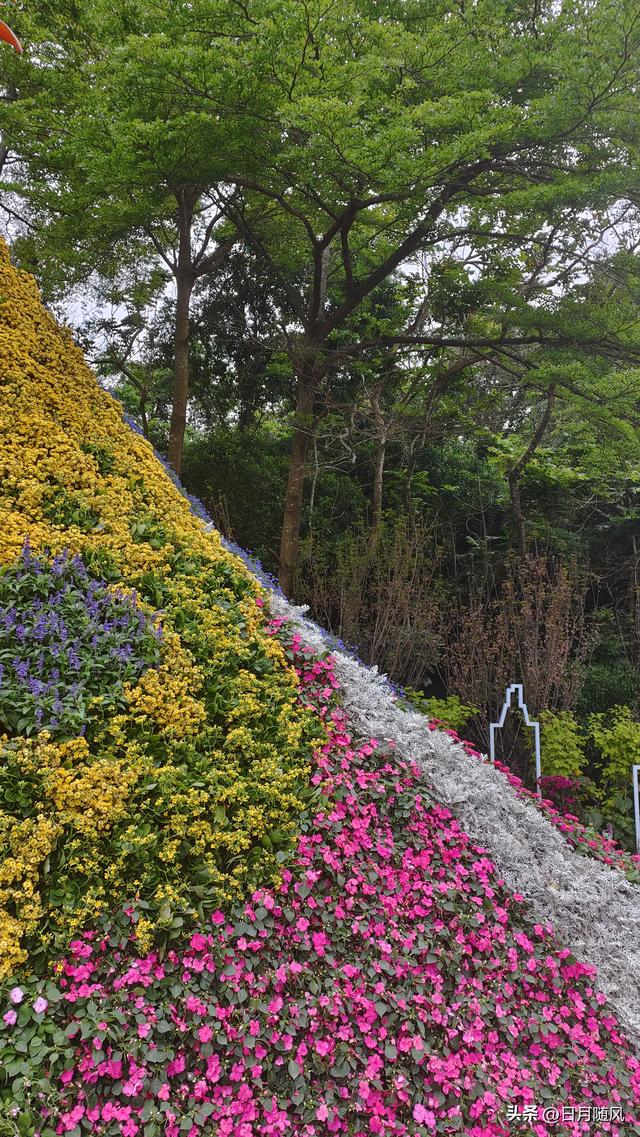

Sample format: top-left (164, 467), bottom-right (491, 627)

top-left (0, 17), bottom-right (22, 53)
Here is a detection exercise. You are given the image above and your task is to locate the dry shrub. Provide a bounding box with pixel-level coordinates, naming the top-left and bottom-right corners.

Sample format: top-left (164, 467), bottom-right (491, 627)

top-left (296, 517), bottom-right (445, 689)
top-left (444, 555), bottom-right (595, 776)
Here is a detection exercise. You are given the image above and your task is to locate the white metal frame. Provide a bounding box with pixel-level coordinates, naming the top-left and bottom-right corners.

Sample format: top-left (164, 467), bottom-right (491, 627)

top-left (633, 764), bottom-right (640, 855)
top-left (489, 683), bottom-right (542, 799)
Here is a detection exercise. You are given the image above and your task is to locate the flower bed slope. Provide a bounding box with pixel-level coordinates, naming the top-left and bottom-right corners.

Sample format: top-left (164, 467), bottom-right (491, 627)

top-left (269, 602), bottom-right (640, 1047)
top-left (3, 640), bottom-right (640, 1136)
top-left (0, 238), bottom-right (321, 976)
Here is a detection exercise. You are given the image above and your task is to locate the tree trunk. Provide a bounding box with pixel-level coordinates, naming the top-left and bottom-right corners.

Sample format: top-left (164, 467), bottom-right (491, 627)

top-left (278, 363), bottom-right (318, 596)
top-left (279, 243), bottom-right (329, 594)
top-left (507, 387), bottom-right (556, 561)
top-left (139, 394), bottom-right (149, 440)
top-left (402, 449), bottom-right (418, 515)
top-left (508, 469), bottom-right (527, 559)
top-left (308, 435), bottom-right (320, 525)
top-left (167, 267), bottom-right (193, 476)
top-left (370, 387), bottom-right (386, 534)
top-left (167, 194), bottom-right (196, 476)
top-left (372, 436), bottom-right (386, 531)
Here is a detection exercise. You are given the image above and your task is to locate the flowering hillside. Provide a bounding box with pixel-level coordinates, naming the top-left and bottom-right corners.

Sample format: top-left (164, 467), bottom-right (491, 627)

top-left (1, 238), bottom-right (640, 1136)
top-left (0, 238), bottom-right (322, 978)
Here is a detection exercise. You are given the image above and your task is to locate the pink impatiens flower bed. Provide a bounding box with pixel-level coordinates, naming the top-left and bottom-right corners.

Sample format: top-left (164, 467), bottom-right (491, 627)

top-left (431, 721), bottom-right (640, 882)
top-left (3, 626), bottom-right (640, 1136)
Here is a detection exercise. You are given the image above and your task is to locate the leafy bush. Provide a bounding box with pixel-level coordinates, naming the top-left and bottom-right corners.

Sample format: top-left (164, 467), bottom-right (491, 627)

top-left (296, 518), bottom-right (445, 689)
top-left (403, 689), bottom-right (479, 732)
top-left (587, 706), bottom-right (640, 849)
top-left (181, 428), bottom-right (290, 571)
top-left (539, 710), bottom-right (586, 778)
top-left (577, 659), bottom-right (640, 717)
top-left (589, 705), bottom-right (640, 794)
top-left (538, 774), bottom-right (585, 815)
top-left (444, 555), bottom-right (594, 758)
top-left (0, 544), bottom-right (162, 739)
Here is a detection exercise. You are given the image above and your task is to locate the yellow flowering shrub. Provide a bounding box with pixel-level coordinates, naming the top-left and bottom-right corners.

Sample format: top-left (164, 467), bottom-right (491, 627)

top-left (0, 239), bottom-right (323, 978)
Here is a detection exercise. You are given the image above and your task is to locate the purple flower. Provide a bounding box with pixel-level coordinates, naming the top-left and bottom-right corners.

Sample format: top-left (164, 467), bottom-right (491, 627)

top-left (12, 659), bottom-right (29, 681)
top-left (9, 987), bottom-right (24, 1005)
top-left (1, 546), bottom-right (162, 737)
top-left (2, 1010), bottom-right (17, 1027)
top-left (33, 997), bottom-right (48, 1015)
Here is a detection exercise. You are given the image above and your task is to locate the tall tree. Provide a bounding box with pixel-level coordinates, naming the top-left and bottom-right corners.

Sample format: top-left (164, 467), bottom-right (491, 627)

top-left (195, 0), bottom-right (640, 591)
top-left (0, 0), bottom-right (258, 474)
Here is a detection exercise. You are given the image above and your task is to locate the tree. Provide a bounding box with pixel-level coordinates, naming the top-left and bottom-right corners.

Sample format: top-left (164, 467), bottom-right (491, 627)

top-left (4, 0), bottom-right (640, 586)
top-left (196, 0), bottom-right (640, 591)
top-left (0, 0), bottom-right (258, 474)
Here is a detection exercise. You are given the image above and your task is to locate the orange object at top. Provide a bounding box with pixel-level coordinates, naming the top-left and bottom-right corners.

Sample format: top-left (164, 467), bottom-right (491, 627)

top-left (0, 18), bottom-right (22, 53)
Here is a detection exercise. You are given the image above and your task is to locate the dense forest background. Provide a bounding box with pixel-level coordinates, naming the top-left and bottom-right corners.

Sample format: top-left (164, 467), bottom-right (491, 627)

top-left (1, 0), bottom-right (640, 844)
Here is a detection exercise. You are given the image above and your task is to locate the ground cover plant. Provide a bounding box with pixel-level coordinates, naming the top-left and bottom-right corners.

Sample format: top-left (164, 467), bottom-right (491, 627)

top-left (1, 242), bottom-right (640, 1136)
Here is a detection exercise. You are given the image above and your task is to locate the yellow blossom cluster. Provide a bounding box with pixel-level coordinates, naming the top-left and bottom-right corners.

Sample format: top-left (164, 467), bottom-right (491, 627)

top-left (0, 810), bottom-right (63, 975)
top-left (0, 238), bottom-right (323, 978)
top-left (122, 631), bottom-right (207, 738)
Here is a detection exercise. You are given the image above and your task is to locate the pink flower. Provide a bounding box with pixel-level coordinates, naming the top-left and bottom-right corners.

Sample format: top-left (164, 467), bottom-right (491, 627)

top-left (33, 996), bottom-right (48, 1015)
top-left (413, 1104), bottom-right (435, 1126)
top-left (60, 1105), bottom-right (85, 1131)
top-left (167, 1054), bottom-right (186, 1077)
top-left (2, 1010), bottom-right (17, 1026)
top-left (190, 933), bottom-right (209, 952)
top-left (9, 987), bottom-right (23, 1005)
top-left (197, 1025), bottom-right (213, 1043)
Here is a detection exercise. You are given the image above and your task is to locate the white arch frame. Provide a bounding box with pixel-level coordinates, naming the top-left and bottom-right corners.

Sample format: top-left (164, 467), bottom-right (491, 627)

top-left (489, 683), bottom-right (542, 799)
top-left (633, 765), bottom-right (640, 855)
